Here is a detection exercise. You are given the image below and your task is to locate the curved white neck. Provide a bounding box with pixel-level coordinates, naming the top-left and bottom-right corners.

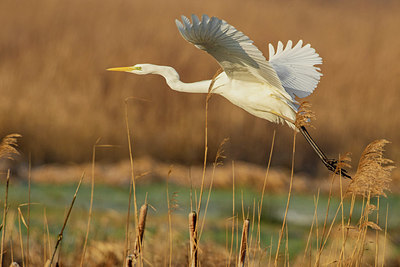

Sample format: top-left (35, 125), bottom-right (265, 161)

top-left (148, 65), bottom-right (212, 93)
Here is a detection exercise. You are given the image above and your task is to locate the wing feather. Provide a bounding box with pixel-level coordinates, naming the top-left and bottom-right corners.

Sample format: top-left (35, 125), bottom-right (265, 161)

top-left (268, 40), bottom-right (323, 99)
top-left (176, 15), bottom-right (285, 92)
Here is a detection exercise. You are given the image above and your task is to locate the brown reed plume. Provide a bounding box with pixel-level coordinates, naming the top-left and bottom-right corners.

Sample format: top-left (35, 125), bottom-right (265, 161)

top-left (0, 134), bottom-right (21, 160)
top-left (337, 152), bottom-right (352, 174)
top-left (295, 102), bottom-right (315, 129)
top-left (348, 139), bottom-right (394, 197)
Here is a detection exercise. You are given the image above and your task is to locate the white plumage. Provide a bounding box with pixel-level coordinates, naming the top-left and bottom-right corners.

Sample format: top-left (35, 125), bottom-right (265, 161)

top-left (176, 15), bottom-right (286, 93)
top-left (268, 40), bottom-right (323, 98)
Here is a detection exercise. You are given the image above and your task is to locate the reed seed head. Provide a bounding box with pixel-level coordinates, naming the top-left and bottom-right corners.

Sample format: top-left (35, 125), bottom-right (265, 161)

top-left (348, 139), bottom-right (395, 197)
top-left (0, 134), bottom-right (21, 160)
top-left (295, 102), bottom-right (316, 129)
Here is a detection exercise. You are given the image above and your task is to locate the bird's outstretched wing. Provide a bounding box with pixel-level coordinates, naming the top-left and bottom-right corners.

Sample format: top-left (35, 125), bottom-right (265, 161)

top-left (268, 40), bottom-right (322, 99)
top-left (176, 15), bottom-right (285, 92)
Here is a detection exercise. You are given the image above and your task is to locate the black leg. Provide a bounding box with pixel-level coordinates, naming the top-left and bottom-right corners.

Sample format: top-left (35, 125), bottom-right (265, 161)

top-left (299, 126), bottom-right (351, 179)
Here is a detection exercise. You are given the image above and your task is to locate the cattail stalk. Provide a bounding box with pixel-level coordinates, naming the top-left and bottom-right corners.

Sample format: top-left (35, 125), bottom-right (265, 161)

top-left (133, 204), bottom-right (148, 260)
top-left (238, 219), bottom-right (250, 267)
top-left (1, 170), bottom-right (10, 266)
top-left (189, 212), bottom-right (198, 267)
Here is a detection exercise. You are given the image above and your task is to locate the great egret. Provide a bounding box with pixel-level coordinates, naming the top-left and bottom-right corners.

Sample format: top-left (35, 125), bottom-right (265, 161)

top-left (108, 14), bottom-right (350, 178)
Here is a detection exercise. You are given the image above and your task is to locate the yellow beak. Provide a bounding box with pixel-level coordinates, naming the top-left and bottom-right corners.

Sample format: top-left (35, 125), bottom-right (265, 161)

top-left (107, 66), bottom-right (135, 72)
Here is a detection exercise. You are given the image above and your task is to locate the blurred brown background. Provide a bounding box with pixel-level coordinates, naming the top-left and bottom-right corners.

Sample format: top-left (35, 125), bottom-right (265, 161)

top-left (0, 0), bottom-right (399, 176)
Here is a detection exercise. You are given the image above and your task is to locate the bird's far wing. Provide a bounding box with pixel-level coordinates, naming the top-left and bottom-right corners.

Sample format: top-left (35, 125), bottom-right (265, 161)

top-left (176, 15), bottom-right (285, 91)
top-left (268, 40), bottom-right (322, 99)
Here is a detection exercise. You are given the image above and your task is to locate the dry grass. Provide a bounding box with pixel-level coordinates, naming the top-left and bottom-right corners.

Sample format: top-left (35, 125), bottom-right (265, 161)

top-left (0, 0), bottom-right (399, 177)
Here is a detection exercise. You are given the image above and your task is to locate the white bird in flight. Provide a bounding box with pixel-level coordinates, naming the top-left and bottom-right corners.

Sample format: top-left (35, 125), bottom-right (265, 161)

top-left (108, 14), bottom-right (350, 178)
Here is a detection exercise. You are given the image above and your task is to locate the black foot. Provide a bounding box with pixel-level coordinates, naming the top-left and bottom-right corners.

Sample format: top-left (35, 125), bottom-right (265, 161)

top-left (323, 159), bottom-right (351, 179)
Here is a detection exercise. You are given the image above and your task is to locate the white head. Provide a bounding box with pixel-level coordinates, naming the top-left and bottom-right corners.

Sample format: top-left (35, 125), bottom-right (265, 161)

top-left (107, 64), bottom-right (153, 75)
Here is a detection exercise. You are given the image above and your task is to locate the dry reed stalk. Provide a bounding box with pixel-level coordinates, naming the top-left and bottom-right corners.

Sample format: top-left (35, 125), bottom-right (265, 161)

top-left (189, 211), bottom-right (198, 267)
top-left (257, 130), bottom-right (276, 250)
top-left (228, 161), bottom-right (236, 265)
top-left (303, 190), bottom-right (320, 265)
top-left (225, 223), bottom-right (229, 266)
top-left (318, 201), bottom-right (342, 256)
top-left (132, 203), bottom-right (148, 263)
top-left (10, 218), bottom-right (14, 263)
top-left (284, 220), bottom-right (289, 266)
top-left (240, 191), bottom-right (245, 223)
top-left (274, 132), bottom-right (296, 266)
top-left (17, 211), bottom-right (25, 267)
top-left (340, 192), bottom-right (356, 263)
top-left (248, 199), bottom-right (256, 261)
top-left (235, 216), bottom-right (239, 264)
top-left (347, 201), bottom-right (366, 266)
top-left (268, 236), bottom-right (273, 267)
top-left (26, 157), bottom-right (31, 267)
top-left (320, 175), bottom-right (335, 245)
top-left (125, 178), bottom-right (133, 263)
top-left (44, 208), bottom-right (51, 260)
top-left (124, 98), bottom-right (139, 265)
top-left (80, 140), bottom-right (116, 266)
top-left (196, 68), bottom-right (223, 217)
top-left (314, 171), bottom-right (337, 266)
top-left (339, 169), bottom-right (345, 266)
top-left (49, 173), bottom-right (84, 267)
top-left (356, 193), bottom-right (372, 266)
top-left (238, 219), bottom-right (250, 267)
top-left (43, 209), bottom-right (46, 265)
top-left (199, 138), bottom-right (228, 241)
top-left (314, 194), bottom-right (319, 261)
top-left (251, 201), bottom-right (259, 262)
top-left (337, 153), bottom-right (351, 265)
top-left (1, 170), bottom-right (10, 266)
top-left (382, 204), bottom-right (388, 267)
top-left (166, 169), bottom-right (175, 267)
top-left (80, 140), bottom-right (98, 266)
top-left (274, 101), bottom-right (313, 266)
top-left (375, 196), bottom-right (380, 267)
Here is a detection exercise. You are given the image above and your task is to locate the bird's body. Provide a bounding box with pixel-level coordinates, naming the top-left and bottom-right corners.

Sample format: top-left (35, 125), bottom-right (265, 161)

top-left (123, 63), bottom-right (298, 128)
top-left (108, 14), bottom-right (350, 178)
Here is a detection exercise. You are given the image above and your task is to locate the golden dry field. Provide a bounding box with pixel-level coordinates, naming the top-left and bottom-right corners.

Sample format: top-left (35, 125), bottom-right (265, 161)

top-left (0, 0), bottom-right (399, 173)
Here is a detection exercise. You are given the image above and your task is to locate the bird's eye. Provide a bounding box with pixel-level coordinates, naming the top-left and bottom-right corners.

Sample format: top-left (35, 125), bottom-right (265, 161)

top-left (134, 66), bottom-right (142, 71)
